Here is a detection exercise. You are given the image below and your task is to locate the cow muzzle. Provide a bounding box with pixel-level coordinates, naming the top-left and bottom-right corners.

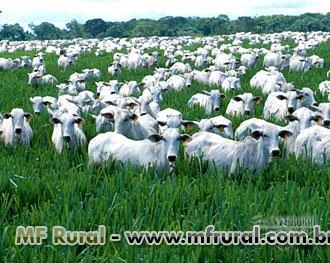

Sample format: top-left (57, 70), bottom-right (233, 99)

top-left (214, 107), bottom-right (220, 111)
top-left (323, 120), bottom-right (330, 126)
top-left (271, 149), bottom-right (280, 157)
top-left (15, 128), bottom-right (22, 134)
top-left (63, 136), bottom-right (71, 142)
top-left (288, 107), bottom-right (294, 114)
top-left (167, 155), bottom-right (177, 162)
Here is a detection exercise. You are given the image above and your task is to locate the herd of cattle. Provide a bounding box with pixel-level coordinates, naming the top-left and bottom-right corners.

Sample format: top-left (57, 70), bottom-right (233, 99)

top-left (0, 31), bottom-right (330, 174)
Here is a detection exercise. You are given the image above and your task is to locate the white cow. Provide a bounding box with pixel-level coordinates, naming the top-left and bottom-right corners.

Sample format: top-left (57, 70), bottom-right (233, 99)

top-left (263, 52), bottom-right (290, 70)
top-left (119, 81), bottom-right (141, 97)
top-left (50, 112), bottom-right (86, 153)
top-left (289, 56), bottom-right (311, 72)
top-left (1, 108), bottom-right (33, 147)
top-left (221, 77), bottom-right (241, 91)
top-left (185, 126), bottom-right (292, 174)
top-left (294, 126), bottom-right (330, 165)
top-left (108, 61), bottom-right (122, 76)
top-left (318, 81), bottom-right (330, 96)
top-left (263, 91), bottom-right (304, 119)
top-left (88, 128), bottom-right (191, 173)
top-left (240, 52), bottom-right (258, 68)
top-left (188, 90), bottom-right (225, 115)
top-left (167, 74), bottom-right (192, 91)
top-left (226, 93), bottom-right (261, 116)
top-left (58, 54), bottom-right (74, 70)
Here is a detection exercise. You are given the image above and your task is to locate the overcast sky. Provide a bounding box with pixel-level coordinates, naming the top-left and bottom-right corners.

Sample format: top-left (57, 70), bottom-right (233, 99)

top-left (0, 0), bottom-right (329, 30)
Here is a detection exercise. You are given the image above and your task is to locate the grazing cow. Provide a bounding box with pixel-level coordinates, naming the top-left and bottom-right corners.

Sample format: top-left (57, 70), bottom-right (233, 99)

top-left (294, 126), bottom-right (330, 165)
top-left (185, 126), bottom-right (292, 174)
top-left (188, 90), bottom-right (225, 115)
top-left (50, 112), bottom-right (86, 153)
top-left (0, 108), bottom-right (33, 147)
top-left (88, 127), bottom-right (191, 173)
top-left (225, 93), bottom-right (261, 116)
top-left (263, 91), bottom-right (304, 119)
top-left (108, 61), bottom-right (122, 76)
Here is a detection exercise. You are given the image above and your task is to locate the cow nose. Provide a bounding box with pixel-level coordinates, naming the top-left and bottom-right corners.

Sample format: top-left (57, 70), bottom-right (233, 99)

top-left (288, 107), bottom-right (294, 114)
top-left (244, 110), bottom-right (251, 115)
top-left (168, 155), bottom-right (177, 162)
top-left (271, 149), bottom-right (280, 157)
top-left (63, 136), bottom-right (71, 142)
top-left (97, 92), bottom-right (100, 96)
top-left (214, 107), bottom-right (220, 111)
top-left (15, 128), bottom-right (22, 134)
top-left (323, 120), bottom-right (330, 126)
top-left (187, 84), bottom-right (191, 88)
top-left (35, 112), bottom-right (40, 115)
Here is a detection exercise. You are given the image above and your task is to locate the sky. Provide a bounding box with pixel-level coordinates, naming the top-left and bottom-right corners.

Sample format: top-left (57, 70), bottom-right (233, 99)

top-left (0, 0), bottom-right (329, 30)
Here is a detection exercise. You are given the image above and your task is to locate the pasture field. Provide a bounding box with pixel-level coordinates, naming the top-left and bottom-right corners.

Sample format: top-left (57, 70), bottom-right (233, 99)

top-left (0, 39), bottom-right (329, 262)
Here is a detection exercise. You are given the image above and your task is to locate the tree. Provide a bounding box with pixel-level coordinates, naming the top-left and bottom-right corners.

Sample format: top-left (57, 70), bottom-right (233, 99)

top-left (66, 19), bottom-right (86, 38)
top-left (84, 19), bottom-right (108, 38)
top-left (0, 24), bottom-right (26, 40)
top-left (29, 22), bottom-right (63, 40)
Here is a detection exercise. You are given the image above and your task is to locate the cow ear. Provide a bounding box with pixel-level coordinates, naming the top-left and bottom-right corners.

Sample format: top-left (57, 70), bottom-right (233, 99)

top-left (297, 94), bottom-right (304, 101)
top-left (29, 97), bottom-right (34, 103)
top-left (311, 115), bottom-right (323, 125)
top-left (232, 96), bottom-right (242, 102)
top-left (147, 134), bottom-right (164, 143)
top-left (51, 117), bottom-right (61, 124)
top-left (180, 134), bottom-right (192, 145)
top-left (181, 120), bottom-right (199, 130)
top-left (279, 130), bottom-right (293, 140)
top-left (127, 102), bottom-right (138, 109)
top-left (276, 95), bottom-right (287, 100)
top-left (75, 117), bottom-right (84, 127)
top-left (285, 115), bottom-right (299, 122)
top-left (215, 124), bottom-right (228, 131)
top-left (3, 113), bottom-right (12, 119)
top-left (253, 96), bottom-right (262, 104)
top-left (201, 90), bottom-right (211, 96)
top-left (131, 114), bottom-right (139, 122)
top-left (157, 121), bottom-right (167, 126)
top-left (251, 130), bottom-right (263, 139)
top-left (101, 112), bottom-right (114, 119)
top-left (24, 113), bottom-right (33, 122)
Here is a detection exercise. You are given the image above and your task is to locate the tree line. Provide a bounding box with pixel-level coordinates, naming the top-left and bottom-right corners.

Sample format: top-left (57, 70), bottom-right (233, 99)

top-left (1, 13), bottom-right (330, 41)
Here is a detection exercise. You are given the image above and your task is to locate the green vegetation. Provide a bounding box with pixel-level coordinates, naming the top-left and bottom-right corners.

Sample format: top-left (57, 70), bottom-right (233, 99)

top-left (0, 39), bottom-right (329, 262)
top-left (1, 13), bottom-right (330, 40)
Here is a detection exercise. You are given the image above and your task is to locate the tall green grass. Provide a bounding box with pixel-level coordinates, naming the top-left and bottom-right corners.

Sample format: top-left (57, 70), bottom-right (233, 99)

top-left (0, 40), bottom-right (329, 262)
